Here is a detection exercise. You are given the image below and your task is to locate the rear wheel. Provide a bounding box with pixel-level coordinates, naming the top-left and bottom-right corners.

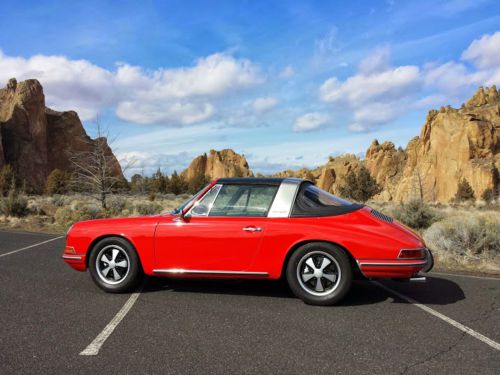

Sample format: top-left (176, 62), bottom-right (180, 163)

top-left (88, 237), bottom-right (142, 293)
top-left (286, 242), bottom-right (352, 306)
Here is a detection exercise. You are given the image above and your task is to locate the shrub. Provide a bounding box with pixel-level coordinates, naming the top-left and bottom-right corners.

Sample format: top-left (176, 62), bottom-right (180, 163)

top-left (481, 188), bottom-right (497, 205)
top-left (54, 204), bottom-right (105, 226)
top-left (338, 166), bottom-right (381, 203)
top-left (106, 196), bottom-right (127, 216)
top-left (169, 171), bottom-right (188, 195)
top-left (187, 171), bottom-right (210, 194)
top-left (424, 212), bottom-right (500, 264)
top-left (134, 202), bottom-right (163, 215)
top-left (0, 165), bottom-right (14, 196)
top-left (51, 194), bottom-right (71, 207)
top-left (453, 178), bottom-right (475, 202)
top-left (391, 200), bottom-right (441, 230)
top-left (0, 187), bottom-right (28, 217)
top-left (45, 169), bottom-right (72, 195)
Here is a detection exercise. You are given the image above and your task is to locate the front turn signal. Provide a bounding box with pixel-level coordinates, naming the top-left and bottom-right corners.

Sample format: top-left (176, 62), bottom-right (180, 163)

top-left (64, 246), bottom-right (76, 254)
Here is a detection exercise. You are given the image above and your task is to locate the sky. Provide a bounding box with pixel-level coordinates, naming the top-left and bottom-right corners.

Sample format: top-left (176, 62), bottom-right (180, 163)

top-left (1, 0), bottom-right (499, 178)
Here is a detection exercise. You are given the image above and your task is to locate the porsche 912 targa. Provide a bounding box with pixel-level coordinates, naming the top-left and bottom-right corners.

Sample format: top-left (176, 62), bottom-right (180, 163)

top-left (63, 178), bottom-right (433, 305)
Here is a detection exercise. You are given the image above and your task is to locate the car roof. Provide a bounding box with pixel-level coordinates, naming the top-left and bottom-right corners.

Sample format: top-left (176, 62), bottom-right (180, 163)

top-left (215, 177), bottom-right (306, 186)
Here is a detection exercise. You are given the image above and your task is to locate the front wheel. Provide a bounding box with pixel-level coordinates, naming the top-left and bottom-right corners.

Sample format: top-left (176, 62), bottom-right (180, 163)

top-left (286, 242), bottom-right (352, 306)
top-left (88, 237), bottom-right (143, 293)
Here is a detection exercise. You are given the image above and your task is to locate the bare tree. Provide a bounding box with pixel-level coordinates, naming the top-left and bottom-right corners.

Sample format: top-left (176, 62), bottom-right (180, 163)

top-left (69, 116), bottom-right (132, 209)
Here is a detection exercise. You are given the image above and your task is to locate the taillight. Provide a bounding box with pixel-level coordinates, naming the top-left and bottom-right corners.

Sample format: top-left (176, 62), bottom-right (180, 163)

top-left (398, 248), bottom-right (425, 259)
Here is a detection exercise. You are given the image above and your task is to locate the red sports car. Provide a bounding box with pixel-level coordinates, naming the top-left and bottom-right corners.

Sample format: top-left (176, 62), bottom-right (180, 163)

top-left (63, 178), bottom-right (433, 305)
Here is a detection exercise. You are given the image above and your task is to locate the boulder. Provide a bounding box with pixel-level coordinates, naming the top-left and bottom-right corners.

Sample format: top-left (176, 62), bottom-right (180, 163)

top-left (182, 149), bottom-right (253, 180)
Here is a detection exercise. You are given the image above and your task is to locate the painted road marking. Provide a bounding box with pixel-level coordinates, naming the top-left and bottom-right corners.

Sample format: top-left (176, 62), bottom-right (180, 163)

top-left (0, 236), bottom-right (64, 258)
top-left (374, 281), bottom-right (500, 351)
top-left (80, 283), bottom-right (145, 356)
top-left (431, 271), bottom-right (499, 281)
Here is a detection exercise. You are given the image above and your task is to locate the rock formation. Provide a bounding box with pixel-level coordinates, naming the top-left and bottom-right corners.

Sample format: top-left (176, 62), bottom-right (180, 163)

top-left (0, 79), bottom-right (123, 193)
top-left (182, 149), bottom-right (253, 181)
top-left (275, 86), bottom-right (499, 203)
top-left (385, 86), bottom-right (499, 202)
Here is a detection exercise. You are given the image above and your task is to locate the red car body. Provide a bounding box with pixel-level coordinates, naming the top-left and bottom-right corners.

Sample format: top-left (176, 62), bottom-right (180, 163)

top-left (63, 178), bottom-right (432, 282)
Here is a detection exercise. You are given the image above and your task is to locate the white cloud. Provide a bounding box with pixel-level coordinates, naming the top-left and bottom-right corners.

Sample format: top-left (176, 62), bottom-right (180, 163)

top-left (319, 65), bottom-right (420, 105)
top-left (279, 65), bottom-right (295, 78)
top-left (116, 100), bottom-right (215, 125)
top-left (461, 31), bottom-right (500, 69)
top-left (0, 50), bottom-right (263, 124)
top-left (293, 112), bottom-right (330, 132)
top-left (358, 46), bottom-right (391, 74)
top-left (0, 51), bottom-right (116, 120)
top-left (318, 31), bottom-right (500, 133)
top-left (253, 97), bottom-right (278, 112)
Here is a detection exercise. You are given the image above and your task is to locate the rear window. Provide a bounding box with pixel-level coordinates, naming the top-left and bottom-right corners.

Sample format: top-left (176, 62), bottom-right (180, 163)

top-left (302, 184), bottom-right (352, 207)
top-left (291, 182), bottom-right (361, 217)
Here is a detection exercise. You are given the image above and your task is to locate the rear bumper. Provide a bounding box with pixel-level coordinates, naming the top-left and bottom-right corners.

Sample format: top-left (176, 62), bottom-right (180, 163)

top-left (62, 254), bottom-right (87, 272)
top-left (357, 248), bottom-right (434, 279)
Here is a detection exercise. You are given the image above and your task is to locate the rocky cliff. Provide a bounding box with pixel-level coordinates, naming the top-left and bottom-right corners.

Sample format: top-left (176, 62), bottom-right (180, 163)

top-left (373, 86), bottom-right (499, 202)
top-left (182, 149), bottom-right (253, 181)
top-left (0, 79), bottom-right (123, 193)
top-left (275, 86), bottom-right (499, 203)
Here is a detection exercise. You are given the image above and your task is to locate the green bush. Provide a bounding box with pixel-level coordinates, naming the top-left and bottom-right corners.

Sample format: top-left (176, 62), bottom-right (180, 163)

top-left (338, 166), bottom-right (381, 203)
top-left (0, 165), bottom-right (15, 196)
top-left (453, 178), bottom-right (475, 202)
top-left (0, 188), bottom-right (28, 217)
top-left (106, 196), bottom-right (127, 216)
top-left (45, 169), bottom-right (72, 195)
top-left (424, 212), bottom-right (500, 263)
top-left (134, 202), bottom-right (163, 215)
top-left (391, 200), bottom-right (441, 230)
top-left (54, 204), bottom-right (104, 226)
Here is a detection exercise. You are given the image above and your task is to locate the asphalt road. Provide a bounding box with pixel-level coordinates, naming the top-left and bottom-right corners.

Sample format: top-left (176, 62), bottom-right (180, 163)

top-left (0, 230), bottom-right (498, 374)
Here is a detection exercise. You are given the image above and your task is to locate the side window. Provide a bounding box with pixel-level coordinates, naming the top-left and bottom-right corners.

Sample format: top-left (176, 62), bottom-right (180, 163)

top-left (188, 184), bottom-right (221, 216)
top-left (209, 185), bottom-right (278, 217)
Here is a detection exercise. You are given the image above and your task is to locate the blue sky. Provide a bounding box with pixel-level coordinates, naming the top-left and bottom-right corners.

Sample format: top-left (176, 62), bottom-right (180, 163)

top-left (1, 0), bottom-right (499, 177)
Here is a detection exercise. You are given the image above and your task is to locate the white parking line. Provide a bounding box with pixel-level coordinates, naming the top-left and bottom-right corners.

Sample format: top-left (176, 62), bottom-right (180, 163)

top-left (0, 236), bottom-right (64, 258)
top-left (80, 284), bottom-right (145, 356)
top-left (431, 271), bottom-right (499, 281)
top-left (374, 281), bottom-right (500, 352)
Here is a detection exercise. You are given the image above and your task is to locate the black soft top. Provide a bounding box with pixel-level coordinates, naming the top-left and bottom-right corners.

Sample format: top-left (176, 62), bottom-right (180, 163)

top-left (291, 181), bottom-right (364, 217)
top-left (216, 177), bottom-right (285, 186)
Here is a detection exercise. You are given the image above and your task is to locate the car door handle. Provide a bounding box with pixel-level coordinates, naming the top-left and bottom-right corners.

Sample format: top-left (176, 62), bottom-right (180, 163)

top-left (242, 226), bottom-right (262, 232)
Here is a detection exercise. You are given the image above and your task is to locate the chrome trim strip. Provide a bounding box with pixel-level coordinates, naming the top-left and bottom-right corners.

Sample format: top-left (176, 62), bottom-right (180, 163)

top-left (153, 269), bottom-right (268, 276)
top-left (62, 255), bottom-right (83, 260)
top-left (359, 261), bottom-right (427, 267)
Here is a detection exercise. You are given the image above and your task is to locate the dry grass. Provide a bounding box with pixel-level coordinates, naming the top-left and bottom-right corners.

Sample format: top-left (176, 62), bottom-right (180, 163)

top-left (368, 200), bottom-right (500, 273)
top-left (0, 193), bottom-right (186, 234)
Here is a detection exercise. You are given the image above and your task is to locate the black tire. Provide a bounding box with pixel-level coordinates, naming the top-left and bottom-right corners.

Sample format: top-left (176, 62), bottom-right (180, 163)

top-left (286, 242), bottom-right (352, 306)
top-left (88, 237), bottom-right (143, 293)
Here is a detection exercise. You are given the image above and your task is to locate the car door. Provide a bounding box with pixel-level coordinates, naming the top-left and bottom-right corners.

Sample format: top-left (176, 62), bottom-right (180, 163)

top-left (154, 183), bottom-right (279, 272)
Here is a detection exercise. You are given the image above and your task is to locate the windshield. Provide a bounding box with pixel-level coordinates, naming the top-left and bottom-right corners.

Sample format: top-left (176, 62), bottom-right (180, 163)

top-left (170, 184), bottom-right (210, 215)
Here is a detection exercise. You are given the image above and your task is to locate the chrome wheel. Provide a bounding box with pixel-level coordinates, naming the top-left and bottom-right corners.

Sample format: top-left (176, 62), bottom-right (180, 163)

top-left (95, 245), bottom-right (130, 285)
top-left (297, 251), bottom-right (341, 296)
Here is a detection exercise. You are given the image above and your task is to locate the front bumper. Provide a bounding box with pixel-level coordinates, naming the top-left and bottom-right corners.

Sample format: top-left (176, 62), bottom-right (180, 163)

top-left (62, 253), bottom-right (87, 272)
top-left (357, 248), bottom-right (434, 279)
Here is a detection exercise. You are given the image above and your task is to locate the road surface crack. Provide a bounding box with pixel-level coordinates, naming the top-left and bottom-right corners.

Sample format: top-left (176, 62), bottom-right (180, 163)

top-left (399, 330), bottom-right (468, 374)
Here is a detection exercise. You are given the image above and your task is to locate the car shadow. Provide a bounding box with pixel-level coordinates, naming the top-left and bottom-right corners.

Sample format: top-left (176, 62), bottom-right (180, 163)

top-left (140, 275), bottom-right (465, 307)
top-left (380, 276), bottom-right (466, 305)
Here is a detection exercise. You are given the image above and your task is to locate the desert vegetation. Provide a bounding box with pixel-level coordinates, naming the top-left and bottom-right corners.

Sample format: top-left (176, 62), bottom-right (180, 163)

top-left (0, 164), bottom-right (498, 273)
